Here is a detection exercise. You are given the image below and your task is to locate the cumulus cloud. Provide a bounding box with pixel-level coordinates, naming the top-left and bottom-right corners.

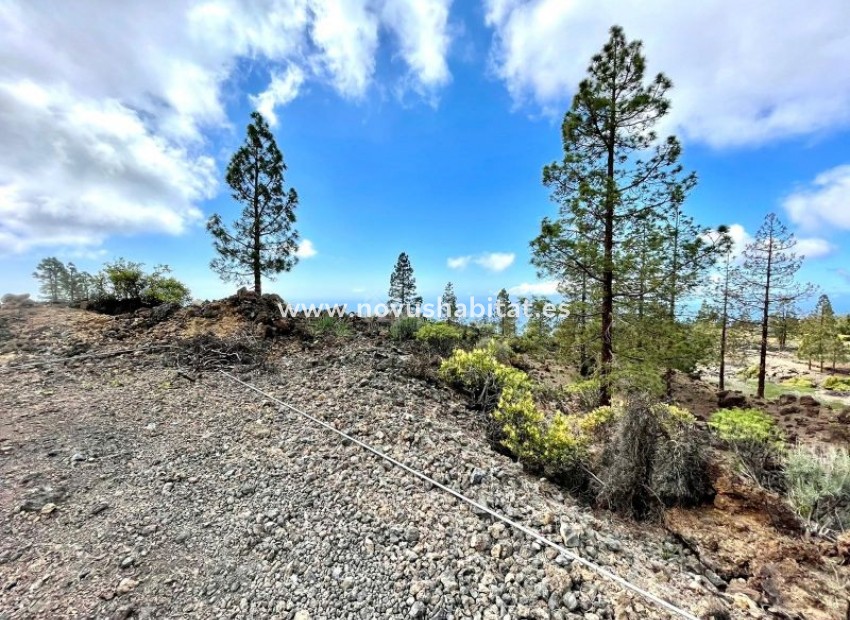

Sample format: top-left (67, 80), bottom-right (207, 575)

top-left (381, 0), bottom-right (453, 94)
top-left (783, 164), bottom-right (850, 232)
top-left (484, 0), bottom-right (850, 147)
top-left (475, 252), bottom-right (515, 272)
top-left (295, 238), bottom-right (317, 258)
top-left (448, 252), bottom-right (515, 272)
top-left (0, 0), bottom-right (454, 252)
top-left (447, 255), bottom-right (472, 269)
top-left (508, 281), bottom-right (559, 295)
top-left (795, 237), bottom-right (835, 260)
top-left (250, 65), bottom-right (306, 126)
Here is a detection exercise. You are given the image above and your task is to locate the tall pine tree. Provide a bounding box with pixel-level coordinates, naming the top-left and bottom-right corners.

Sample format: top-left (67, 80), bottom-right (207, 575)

top-left (738, 213), bottom-right (814, 397)
top-left (388, 253), bottom-right (422, 313)
top-left (799, 294), bottom-right (839, 371)
top-left (208, 111), bottom-right (300, 295)
top-left (33, 257), bottom-right (67, 303)
top-left (531, 26), bottom-right (698, 404)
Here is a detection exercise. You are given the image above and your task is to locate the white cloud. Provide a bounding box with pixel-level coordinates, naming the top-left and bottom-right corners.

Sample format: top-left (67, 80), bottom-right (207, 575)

top-left (508, 280), bottom-right (559, 295)
top-left (484, 0), bottom-right (850, 147)
top-left (250, 65), bottom-right (306, 126)
top-left (308, 0), bottom-right (380, 98)
top-left (783, 164), bottom-right (850, 232)
top-left (726, 223), bottom-right (753, 258)
top-left (0, 0), bottom-right (454, 252)
top-left (381, 0), bottom-right (453, 94)
top-left (795, 237), bottom-right (835, 260)
top-left (448, 252), bottom-right (516, 272)
top-left (296, 238), bottom-right (317, 258)
top-left (0, 81), bottom-right (215, 252)
top-left (474, 252), bottom-right (515, 272)
top-left (447, 255), bottom-right (472, 269)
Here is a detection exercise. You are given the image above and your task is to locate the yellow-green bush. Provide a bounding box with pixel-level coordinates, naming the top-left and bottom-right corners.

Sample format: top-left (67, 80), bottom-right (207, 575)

top-left (415, 322), bottom-right (464, 355)
top-left (823, 376), bottom-right (850, 391)
top-left (738, 365), bottom-right (760, 380)
top-left (577, 405), bottom-right (622, 438)
top-left (564, 378), bottom-right (602, 411)
top-left (709, 408), bottom-right (781, 445)
top-left (542, 413), bottom-right (587, 458)
top-left (709, 408), bottom-right (784, 488)
top-left (441, 345), bottom-right (586, 471)
top-left (439, 343), bottom-right (530, 410)
top-left (652, 404), bottom-right (697, 434)
top-left (781, 376), bottom-right (816, 390)
top-left (493, 386), bottom-right (546, 461)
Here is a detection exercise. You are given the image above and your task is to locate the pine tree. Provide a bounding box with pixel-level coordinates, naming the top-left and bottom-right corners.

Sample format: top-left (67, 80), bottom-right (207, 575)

top-left (60, 262), bottom-right (91, 304)
top-left (799, 294), bottom-right (839, 371)
top-left (531, 26), bottom-right (698, 405)
top-left (523, 296), bottom-right (555, 341)
top-left (716, 238), bottom-right (737, 391)
top-left (208, 111), bottom-right (299, 295)
top-left (553, 272), bottom-right (598, 376)
top-left (388, 253), bottom-right (422, 313)
top-left (738, 213), bottom-right (814, 397)
top-left (770, 299), bottom-right (799, 352)
top-left (441, 282), bottom-right (458, 323)
top-left (496, 288), bottom-right (517, 337)
top-left (33, 257), bottom-right (68, 302)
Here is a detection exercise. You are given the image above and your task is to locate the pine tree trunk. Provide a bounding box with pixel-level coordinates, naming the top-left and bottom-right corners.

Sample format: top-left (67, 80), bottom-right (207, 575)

top-left (600, 142), bottom-right (615, 407)
top-left (252, 158), bottom-right (262, 296)
top-left (757, 241), bottom-right (773, 399)
top-left (719, 275), bottom-right (729, 392)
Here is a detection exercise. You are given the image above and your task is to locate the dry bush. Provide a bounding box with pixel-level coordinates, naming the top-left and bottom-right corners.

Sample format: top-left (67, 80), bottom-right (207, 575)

top-left (175, 331), bottom-right (272, 373)
top-left (598, 399), bottom-right (712, 518)
top-left (598, 398), bottom-right (661, 518)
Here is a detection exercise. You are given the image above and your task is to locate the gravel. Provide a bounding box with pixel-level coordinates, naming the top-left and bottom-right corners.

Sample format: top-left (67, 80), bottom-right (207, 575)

top-left (0, 315), bottom-right (745, 619)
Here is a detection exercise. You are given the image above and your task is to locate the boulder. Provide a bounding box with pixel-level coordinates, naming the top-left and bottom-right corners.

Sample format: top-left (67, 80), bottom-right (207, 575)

top-left (717, 390), bottom-right (748, 409)
top-left (777, 394), bottom-right (798, 406)
top-left (799, 395), bottom-right (820, 408)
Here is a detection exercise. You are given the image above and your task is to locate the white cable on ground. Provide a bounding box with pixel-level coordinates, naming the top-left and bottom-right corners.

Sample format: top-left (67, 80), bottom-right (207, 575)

top-left (219, 370), bottom-right (701, 620)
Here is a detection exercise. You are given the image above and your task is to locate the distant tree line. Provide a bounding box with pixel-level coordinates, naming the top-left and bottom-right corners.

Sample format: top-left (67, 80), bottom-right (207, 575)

top-left (32, 257), bottom-right (190, 311)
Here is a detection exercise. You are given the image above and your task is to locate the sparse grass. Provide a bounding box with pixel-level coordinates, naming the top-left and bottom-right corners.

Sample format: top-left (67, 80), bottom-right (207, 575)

top-left (311, 315), bottom-right (352, 338)
top-left (741, 379), bottom-right (815, 399)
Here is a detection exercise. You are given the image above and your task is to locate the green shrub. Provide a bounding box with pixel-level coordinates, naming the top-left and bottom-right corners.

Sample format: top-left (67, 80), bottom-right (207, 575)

top-left (823, 376), bottom-right (850, 391)
top-left (143, 274), bottom-right (191, 305)
top-left (652, 403), bottom-right (697, 434)
top-left (103, 258), bottom-right (146, 300)
top-left (709, 408), bottom-right (780, 444)
top-left (475, 337), bottom-right (514, 364)
top-left (415, 322), bottom-right (464, 355)
top-left (440, 345), bottom-right (581, 474)
top-left (709, 408), bottom-right (784, 488)
top-left (390, 316), bottom-right (424, 341)
top-left (509, 334), bottom-right (547, 354)
top-left (311, 315), bottom-right (352, 338)
top-left (564, 378), bottom-right (602, 412)
top-left (785, 445), bottom-right (850, 531)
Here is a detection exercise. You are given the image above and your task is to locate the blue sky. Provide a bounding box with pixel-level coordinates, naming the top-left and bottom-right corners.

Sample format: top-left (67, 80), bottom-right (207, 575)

top-left (2, 1), bottom-right (849, 311)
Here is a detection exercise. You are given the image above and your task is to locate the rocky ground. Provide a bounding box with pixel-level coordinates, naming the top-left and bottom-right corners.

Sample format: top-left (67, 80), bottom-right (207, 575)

top-left (0, 304), bottom-right (847, 619)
